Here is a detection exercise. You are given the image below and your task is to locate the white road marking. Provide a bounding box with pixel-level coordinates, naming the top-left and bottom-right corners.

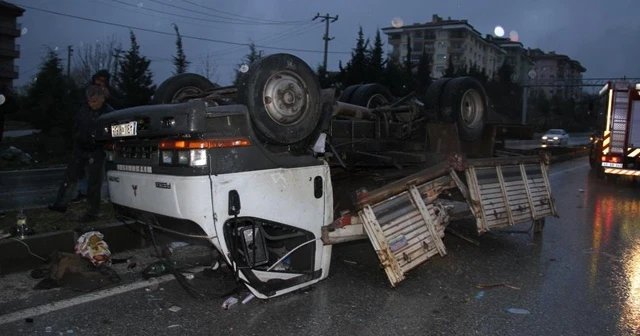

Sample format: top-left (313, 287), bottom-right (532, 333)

top-left (550, 163), bottom-right (590, 177)
top-left (0, 266), bottom-right (205, 326)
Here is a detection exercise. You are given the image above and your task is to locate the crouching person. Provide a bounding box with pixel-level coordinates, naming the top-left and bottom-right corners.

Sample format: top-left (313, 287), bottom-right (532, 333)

top-left (48, 85), bottom-right (114, 222)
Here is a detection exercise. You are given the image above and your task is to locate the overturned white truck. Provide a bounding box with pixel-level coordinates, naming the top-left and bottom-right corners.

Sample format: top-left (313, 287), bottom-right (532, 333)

top-left (95, 54), bottom-right (556, 299)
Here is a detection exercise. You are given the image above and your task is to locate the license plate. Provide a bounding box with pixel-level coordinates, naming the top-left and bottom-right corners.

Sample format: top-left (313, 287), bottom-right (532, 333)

top-left (602, 162), bottom-right (623, 168)
top-left (111, 121), bottom-right (137, 138)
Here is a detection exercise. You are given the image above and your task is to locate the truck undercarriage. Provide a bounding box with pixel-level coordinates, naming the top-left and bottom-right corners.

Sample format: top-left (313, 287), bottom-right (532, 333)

top-left (95, 53), bottom-right (557, 299)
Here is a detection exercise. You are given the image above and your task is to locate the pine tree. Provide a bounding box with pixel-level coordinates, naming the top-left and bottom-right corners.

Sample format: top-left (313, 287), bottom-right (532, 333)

top-left (365, 29), bottom-right (384, 83)
top-left (233, 42), bottom-right (264, 86)
top-left (172, 24), bottom-right (190, 75)
top-left (342, 26), bottom-right (370, 86)
top-left (415, 48), bottom-right (432, 92)
top-left (444, 55), bottom-right (455, 77)
top-left (24, 48), bottom-right (80, 137)
top-left (114, 31), bottom-right (156, 108)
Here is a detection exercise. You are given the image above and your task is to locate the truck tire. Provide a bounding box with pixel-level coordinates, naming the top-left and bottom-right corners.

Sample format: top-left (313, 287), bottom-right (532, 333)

top-left (338, 84), bottom-right (362, 103)
top-left (236, 53), bottom-right (322, 145)
top-left (423, 78), bottom-right (452, 122)
top-left (151, 73), bottom-right (216, 104)
top-left (349, 83), bottom-right (395, 108)
top-left (440, 77), bottom-right (487, 142)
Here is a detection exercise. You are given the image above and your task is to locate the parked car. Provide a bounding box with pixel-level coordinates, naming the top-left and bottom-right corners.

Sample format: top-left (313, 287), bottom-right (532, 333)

top-left (541, 129), bottom-right (570, 146)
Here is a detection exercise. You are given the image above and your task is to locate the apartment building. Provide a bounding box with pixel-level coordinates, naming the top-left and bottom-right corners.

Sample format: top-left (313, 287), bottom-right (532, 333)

top-left (526, 48), bottom-right (586, 99)
top-left (381, 15), bottom-right (507, 79)
top-left (0, 0), bottom-right (24, 88)
top-left (488, 36), bottom-right (535, 84)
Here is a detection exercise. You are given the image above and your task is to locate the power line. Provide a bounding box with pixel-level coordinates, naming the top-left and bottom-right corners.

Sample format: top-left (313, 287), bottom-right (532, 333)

top-left (146, 0), bottom-right (304, 25)
top-left (108, 0), bottom-right (304, 26)
top-left (179, 0), bottom-right (305, 24)
top-left (20, 5), bottom-right (351, 55)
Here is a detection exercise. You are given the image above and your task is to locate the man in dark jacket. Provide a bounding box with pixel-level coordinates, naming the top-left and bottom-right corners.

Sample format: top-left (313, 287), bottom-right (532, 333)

top-left (71, 70), bottom-right (122, 204)
top-left (49, 85), bottom-right (114, 222)
top-left (91, 69), bottom-right (123, 110)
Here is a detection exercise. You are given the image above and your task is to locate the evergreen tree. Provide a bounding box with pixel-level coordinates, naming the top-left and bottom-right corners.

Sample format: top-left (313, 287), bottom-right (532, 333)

top-left (403, 36), bottom-right (415, 93)
top-left (415, 48), bottom-right (432, 92)
top-left (454, 63), bottom-right (469, 76)
top-left (381, 56), bottom-right (405, 97)
top-left (233, 42), bottom-right (264, 86)
top-left (365, 29), bottom-right (385, 83)
top-left (24, 48), bottom-right (80, 141)
top-left (172, 24), bottom-right (190, 75)
top-left (443, 56), bottom-right (455, 77)
top-left (342, 26), bottom-right (370, 86)
top-left (114, 31), bottom-right (156, 108)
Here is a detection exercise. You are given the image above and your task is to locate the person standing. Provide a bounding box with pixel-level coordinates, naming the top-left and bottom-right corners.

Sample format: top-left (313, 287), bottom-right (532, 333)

top-left (48, 85), bottom-right (114, 222)
top-left (71, 70), bottom-right (121, 204)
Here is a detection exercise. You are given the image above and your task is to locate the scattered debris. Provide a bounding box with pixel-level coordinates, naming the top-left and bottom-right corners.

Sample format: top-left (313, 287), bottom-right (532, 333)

top-left (242, 294), bottom-right (255, 304)
top-left (1, 146), bottom-right (33, 164)
top-left (475, 291), bottom-right (485, 300)
top-left (74, 231), bottom-right (112, 267)
top-left (146, 278), bottom-right (159, 292)
top-left (343, 259), bottom-right (357, 265)
top-left (475, 283), bottom-right (521, 290)
top-left (506, 308), bottom-right (530, 315)
top-left (25, 318), bottom-right (34, 324)
top-left (45, 326), bottom-right (52, 333)
top-left (168, 306), bottom-right (182, 313)
top-left (181, 273), bottom-right (195, 280)
top-left (578, 189), bottom-right (584, 193)
top-left (222, 296), bottom-right (238, 309)
top-left (168, 325), bottom-right (181, 329)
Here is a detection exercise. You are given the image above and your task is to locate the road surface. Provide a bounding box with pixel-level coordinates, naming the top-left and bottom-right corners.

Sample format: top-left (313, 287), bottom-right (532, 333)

top-left (2, 158), bottom-right (640, 335)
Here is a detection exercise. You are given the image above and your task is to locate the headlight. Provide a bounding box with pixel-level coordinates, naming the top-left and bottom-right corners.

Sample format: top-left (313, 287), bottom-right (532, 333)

top-left (161, 151), bottom-right (173, 164)
top-left (553, 136), bottom-right (558, 140)
top-left (542, 136), bottom-right (548, 140)
top-left (177, 151), bottom-right (189, 165)
top-left (160, 149), bottom-right (208, 167)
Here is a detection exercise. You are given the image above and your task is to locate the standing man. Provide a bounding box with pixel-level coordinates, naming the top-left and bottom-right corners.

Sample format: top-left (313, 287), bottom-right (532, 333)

top-left (71, 70), bottom-right (122, 204)
top-left (48, 85), bottom-right (114, 223)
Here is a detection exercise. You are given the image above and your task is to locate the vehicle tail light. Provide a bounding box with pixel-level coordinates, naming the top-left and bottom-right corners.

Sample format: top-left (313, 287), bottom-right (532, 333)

top-left (601, 155), bottom-right (622, 163)
top-left (159, 137), bottom-right (251, 167)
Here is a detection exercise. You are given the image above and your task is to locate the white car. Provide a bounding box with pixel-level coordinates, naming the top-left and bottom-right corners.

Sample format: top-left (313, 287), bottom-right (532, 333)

top-left (541, 129), bottom-right (570, 146)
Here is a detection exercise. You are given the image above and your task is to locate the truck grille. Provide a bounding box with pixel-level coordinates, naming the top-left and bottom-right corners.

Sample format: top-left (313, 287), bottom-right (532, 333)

top-left (118, 144), bottom-right (158, 159)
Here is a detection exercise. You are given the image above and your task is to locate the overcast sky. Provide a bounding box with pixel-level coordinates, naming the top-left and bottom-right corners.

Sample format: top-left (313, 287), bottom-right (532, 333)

top-left (9, 0), bottom-right (640, 87)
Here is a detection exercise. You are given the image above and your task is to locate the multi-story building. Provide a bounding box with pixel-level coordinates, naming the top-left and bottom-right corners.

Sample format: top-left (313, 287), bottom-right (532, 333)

top-left (0, 0), bottom-right (24, 88)
top-left (381, 14), bottom-right (507, 80)
top-left (526, 48), bottom-right (586, 99)
top-left (488, 36), bottom-right (534, 84)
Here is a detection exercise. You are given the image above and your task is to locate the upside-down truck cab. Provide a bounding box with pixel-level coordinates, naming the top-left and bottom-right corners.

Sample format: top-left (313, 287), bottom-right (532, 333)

top-left (98, 100), bottom-right (334, 299)
top-left (96, 53), bottom-right (558, 299)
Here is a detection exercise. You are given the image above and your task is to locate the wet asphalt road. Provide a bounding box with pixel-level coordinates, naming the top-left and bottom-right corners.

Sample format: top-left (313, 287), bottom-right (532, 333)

top-left (3, 157), bottom-right (640, 335)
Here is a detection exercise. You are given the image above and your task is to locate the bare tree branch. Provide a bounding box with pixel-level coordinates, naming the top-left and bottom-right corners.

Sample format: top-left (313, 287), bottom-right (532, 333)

top-left (199, 51), bottom-right (219, 84)
top-left (71, 34), bottom-right (122, 85)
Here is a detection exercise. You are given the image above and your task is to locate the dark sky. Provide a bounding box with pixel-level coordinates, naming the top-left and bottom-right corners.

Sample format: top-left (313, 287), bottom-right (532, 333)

top-left (10, 0), bottom-right (640, 87)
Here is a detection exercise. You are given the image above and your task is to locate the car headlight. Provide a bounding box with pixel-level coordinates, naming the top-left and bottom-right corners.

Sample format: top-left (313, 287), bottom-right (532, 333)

top-left (553, 136), bottom-right (558, 140)
top-left (542, 136), bottom-right (548, 140)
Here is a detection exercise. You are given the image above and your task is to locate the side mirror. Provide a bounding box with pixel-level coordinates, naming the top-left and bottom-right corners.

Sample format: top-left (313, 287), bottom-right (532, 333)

top-left (228, 190), bottom-right (241, 216)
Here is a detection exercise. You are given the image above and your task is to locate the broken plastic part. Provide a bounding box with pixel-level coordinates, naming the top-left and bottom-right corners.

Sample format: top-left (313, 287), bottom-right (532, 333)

top-left (222, 297), bottom-right (238, 309)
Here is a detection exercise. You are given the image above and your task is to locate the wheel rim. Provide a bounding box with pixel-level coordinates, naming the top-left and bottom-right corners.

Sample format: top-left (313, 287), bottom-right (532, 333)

top-left (459, 89), bottom-right (484, 127)
top-left (366, 93), bottom-right (389, 108)
top-left (263, 70), bottom-right (308, 125)
top-left (171, 86), bottom-right (202, 103)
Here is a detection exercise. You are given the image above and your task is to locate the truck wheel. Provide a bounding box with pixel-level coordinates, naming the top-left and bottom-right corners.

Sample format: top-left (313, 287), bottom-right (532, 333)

top-left (151, 73), bottom-right (216, 104)
top-left (338, 84), bottom-right (362, 103)
top-left (349, 83), bottom-right (395, 108)
top-left (237, 53), bottom-right (322, 145)
top-left (423, 78), bottom-right (452, 122)
top-left (440, 77), bottom-right (487, 142)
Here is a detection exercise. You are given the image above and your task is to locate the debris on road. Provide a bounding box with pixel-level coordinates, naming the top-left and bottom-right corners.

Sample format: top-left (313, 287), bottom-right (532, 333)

top-left (506, 308), bottom-right (531, 315)
top-left (222, 296), bottom-right (238, 310)
top-left (168, 305), bottom-right (182, 313)
top-left (475, 283), bottom-right (521, 290)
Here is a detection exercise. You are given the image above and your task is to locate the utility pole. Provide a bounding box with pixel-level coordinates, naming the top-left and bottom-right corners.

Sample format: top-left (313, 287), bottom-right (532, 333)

top-left (313, 13), bottom-right (339, 74)
top-left (66, 45), bottom-right (73, 78)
